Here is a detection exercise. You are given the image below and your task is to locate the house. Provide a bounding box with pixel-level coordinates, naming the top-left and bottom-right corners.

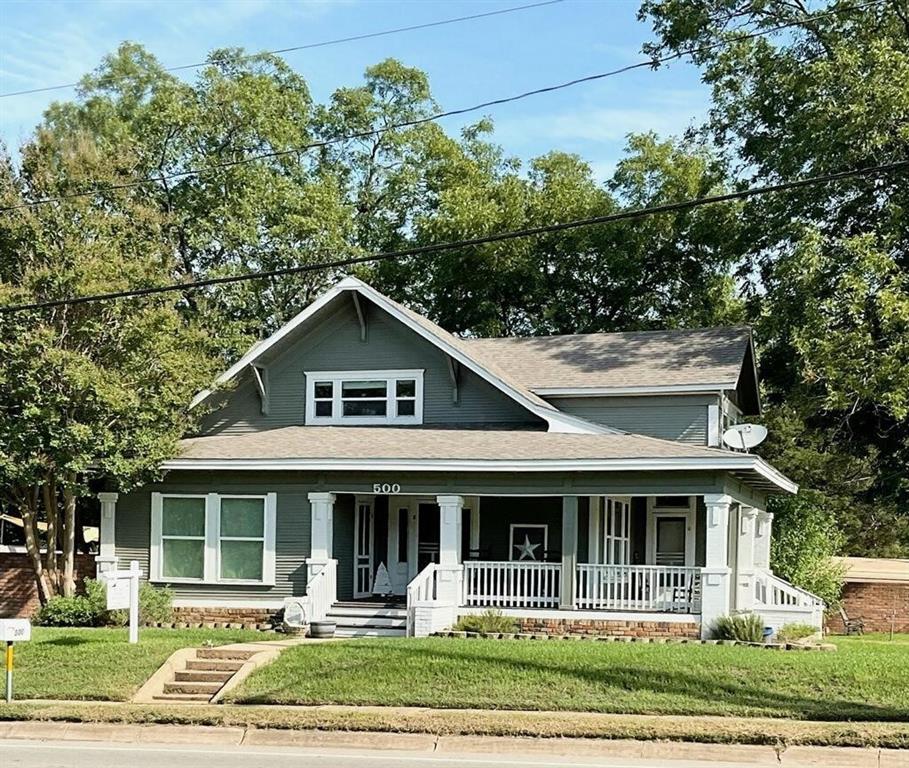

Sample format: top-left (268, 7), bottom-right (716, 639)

top-left (828, 557), bottom-right (909, 634)
top-left (96, 276), bottom-right (824, 638)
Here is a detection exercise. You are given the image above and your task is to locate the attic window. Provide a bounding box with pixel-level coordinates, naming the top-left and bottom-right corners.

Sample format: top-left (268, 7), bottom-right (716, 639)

top-left (305, 370), bottom-right (424, 425)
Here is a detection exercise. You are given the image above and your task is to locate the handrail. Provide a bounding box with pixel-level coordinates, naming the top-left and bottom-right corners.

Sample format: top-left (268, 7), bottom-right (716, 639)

top-left (755, 569), bottom-right (825, 609)
top-left (406, 562), bottom-right (440, 636)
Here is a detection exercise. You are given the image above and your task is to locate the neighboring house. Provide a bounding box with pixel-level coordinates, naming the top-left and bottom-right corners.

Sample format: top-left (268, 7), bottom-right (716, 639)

top-left (94, 276), bottom-right (824, 638)
top-left (829, 557), bottom-right (909, 634)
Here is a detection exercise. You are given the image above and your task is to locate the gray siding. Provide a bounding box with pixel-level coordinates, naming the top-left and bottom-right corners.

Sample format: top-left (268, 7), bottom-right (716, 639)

top-left (545, 394), bottom-right (716, 444)
top-left (200, 298), bottom-right (542, 435)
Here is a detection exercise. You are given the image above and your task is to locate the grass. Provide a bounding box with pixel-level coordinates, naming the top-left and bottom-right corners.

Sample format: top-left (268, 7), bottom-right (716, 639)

top-left (228, 634), bottom-right (909, 721)
top-left (10, 627), bottom-right (274, 701)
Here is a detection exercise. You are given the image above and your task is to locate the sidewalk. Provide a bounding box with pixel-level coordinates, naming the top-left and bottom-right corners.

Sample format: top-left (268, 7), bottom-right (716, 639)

top-left (1, 718), bottom-right (908, 767)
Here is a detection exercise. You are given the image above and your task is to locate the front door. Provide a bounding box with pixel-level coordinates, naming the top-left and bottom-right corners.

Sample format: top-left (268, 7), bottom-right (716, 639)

top-left (417, 502), bottom-right (440, 572)
top-left (353, 498), bottom-right (374, 598)
top-left (655, 517), bottom-right (687, 566)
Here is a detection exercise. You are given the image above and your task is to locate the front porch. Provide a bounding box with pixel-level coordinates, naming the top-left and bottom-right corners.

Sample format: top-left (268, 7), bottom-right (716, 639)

top-left (302, 490), bottom-right (823, 638)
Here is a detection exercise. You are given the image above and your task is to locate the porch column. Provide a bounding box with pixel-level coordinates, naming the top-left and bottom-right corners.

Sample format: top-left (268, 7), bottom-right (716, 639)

top-left (308, 492), bottom-right (335, 560)
top-left (436, 495), bottom-right (464, 566)
top-left (96, 492), bottom-right (119, 576)
top-left (754, 510), bottom-right (774, 569)
top-left (735, 506), bottom-right (758, 611)
top-left (560, 496), bottom-right (578, 609)
top-left (468, 497), bottom-right (481, 557)
top-left (701, 493), bottom-right (732, 637)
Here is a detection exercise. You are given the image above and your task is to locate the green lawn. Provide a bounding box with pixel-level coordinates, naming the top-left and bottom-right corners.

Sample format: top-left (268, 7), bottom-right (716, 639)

top-left (228, 634), bottom-right (909, 721)
top-left (9, 627), bottom-right (273, 701)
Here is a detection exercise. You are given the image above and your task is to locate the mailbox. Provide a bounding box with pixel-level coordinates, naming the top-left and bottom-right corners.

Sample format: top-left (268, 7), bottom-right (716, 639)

top-left (0, 619), bottom-right (31, 643)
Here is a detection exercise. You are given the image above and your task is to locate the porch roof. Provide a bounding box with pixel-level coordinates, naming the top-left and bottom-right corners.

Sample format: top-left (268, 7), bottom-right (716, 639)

top-left (168, 426), bottom-right (796, 493)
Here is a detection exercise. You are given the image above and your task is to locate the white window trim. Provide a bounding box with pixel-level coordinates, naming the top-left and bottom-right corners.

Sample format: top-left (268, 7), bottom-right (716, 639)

top-left (151, 492), bottom-right (276, 586)
top-left (509, 523), bottom-right (549, 562)
top-left (304, 369), bottom-right (424, 425)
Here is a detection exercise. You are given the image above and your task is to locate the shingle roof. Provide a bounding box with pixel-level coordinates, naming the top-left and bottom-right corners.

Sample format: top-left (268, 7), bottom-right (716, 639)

top-left (466, 327), bottom-right (752, 391)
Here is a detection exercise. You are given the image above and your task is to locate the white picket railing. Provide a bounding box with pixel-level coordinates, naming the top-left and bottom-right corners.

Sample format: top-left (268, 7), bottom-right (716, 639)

top-left (754, 570), bottom-right (825, 610)
top-left (575, 564), bottom-right (701, 613)
top-left (305, 558), bottom-right (337, 623)
top-left (463, 561), bottom-right (561, 608)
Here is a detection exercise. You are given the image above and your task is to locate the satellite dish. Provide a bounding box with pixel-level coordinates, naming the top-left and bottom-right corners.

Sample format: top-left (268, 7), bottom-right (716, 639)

top-left (722, 423), bottom-right (768, 452)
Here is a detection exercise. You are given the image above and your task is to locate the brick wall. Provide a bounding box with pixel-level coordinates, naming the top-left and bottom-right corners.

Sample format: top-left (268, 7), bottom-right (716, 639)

top-left (518, 617), bottom-right (701, 639)
top-left (827, 581), bottom-right (909, 634)
top-left (0, 552), bottom-right (96, 618)
top-left (172, 606), bottom-right (278, 625)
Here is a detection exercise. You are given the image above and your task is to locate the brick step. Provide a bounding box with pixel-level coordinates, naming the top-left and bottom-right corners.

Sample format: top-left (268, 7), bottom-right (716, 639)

top-left (174, 670), bottom-right (234, 684)
top-left (152, 693), bottom-right (212, 703)
top-left (163, 680), bottom-right (224, 695)
top-left (195, 647), bottom-right (257, 661)
top-left (185, 659), bottom-right (244, 673)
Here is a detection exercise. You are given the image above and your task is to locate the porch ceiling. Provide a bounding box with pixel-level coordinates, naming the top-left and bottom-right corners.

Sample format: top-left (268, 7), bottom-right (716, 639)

top-left (169, 426), bottom-right (795, 494)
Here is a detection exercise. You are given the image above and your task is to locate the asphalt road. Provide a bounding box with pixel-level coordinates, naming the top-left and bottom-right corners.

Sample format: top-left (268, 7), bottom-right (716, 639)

top-left (0, 738), bottom-right (771, 768)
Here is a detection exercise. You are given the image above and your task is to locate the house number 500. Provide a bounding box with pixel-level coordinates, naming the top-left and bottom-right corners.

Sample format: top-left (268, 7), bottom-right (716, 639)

top-left (373, 483), bottom-right (401, 494)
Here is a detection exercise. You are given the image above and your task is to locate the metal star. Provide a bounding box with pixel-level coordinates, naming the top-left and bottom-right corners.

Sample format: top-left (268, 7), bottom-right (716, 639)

top-left (514, 534), bottom-right (541, 561)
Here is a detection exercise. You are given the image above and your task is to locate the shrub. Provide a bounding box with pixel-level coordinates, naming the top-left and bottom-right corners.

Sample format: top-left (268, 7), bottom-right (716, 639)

top-left (34, 595), bottom-right (102, 627)
top-left (776, 623), bottom-right (819, 643)
top-left (453, 609), bottom-right (519, 634)
top-left (33, 579), bottom-right (174, 627)
top-left (712, 613), bottom-right (765, 642)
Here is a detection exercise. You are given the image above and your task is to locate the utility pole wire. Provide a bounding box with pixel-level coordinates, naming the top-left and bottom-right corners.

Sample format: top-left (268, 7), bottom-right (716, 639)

top-left (2, 158), bottom-right (905, 315)
top-left (0, 0), bottom-right (883, 214)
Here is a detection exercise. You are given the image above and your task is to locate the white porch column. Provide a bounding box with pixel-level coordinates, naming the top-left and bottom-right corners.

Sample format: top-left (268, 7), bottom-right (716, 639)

top-left (560, 496), bottom-right (578, 609)
top-left (436, 495), bottom-right (465, 608)
top-left (587, 496), bottom-right (601, 563)
top-left (96, 492), bottom-right (119, 576)
top-left (754, 510), bottom-right (774, 570)
top-left (701, 493), bottom-right (732, 637)
top-left (468, 496), bottom-right (481, 556)
top-left (308, 492), bottom-right (335, 560)
top-left (735, 506), bottom-right (758, 611)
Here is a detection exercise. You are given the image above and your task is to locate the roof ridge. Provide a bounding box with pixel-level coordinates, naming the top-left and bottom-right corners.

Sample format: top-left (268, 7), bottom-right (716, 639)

top-left (468, 326), bottom-right (753, 342)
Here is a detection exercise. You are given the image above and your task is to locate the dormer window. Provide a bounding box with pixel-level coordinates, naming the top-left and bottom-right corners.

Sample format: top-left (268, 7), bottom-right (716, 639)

top-left (305, 370), bottom-right (424, 425)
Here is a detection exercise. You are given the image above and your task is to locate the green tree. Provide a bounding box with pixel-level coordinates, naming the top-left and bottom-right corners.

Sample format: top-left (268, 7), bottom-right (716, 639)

top-left (0, 137), bottom-right (219, 601)
top-left (641, 0), bottom-right (909, 555)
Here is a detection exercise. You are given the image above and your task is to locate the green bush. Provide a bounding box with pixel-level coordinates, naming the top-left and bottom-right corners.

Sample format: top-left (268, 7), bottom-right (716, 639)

top-left (712, 613), bottom-right (765, 642)
top-left (34, 579), bottom-right (173, 627)
top-left (776, 623), bottom-right (819, 642)
top-left (453, 609), bottom-right (519, 634)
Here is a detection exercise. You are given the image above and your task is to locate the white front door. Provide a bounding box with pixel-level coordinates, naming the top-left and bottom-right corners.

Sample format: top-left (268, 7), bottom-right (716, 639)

top-left (353, 497), bottom-right (374, 598)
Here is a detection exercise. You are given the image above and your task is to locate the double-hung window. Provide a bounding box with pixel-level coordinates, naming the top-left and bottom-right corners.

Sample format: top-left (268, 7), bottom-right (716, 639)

top-left (305, 370), bottom-right (424, 425)
top-left (151, 493), bottom-right (276, 584)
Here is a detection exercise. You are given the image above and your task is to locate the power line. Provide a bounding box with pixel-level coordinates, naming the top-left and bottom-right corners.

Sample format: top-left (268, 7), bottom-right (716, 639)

top-left (2, 159), bottom-right (905, 315)
top-left (0, 0), bottom-right (883, 214)
top-left (0, 1), bottom-right (564, 98)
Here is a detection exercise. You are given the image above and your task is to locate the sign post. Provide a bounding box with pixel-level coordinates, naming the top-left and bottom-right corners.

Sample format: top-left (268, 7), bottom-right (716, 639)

top-left (0, 619), bottom-right (31, 703)
top-left (104, 560), bottom-right (142, 644)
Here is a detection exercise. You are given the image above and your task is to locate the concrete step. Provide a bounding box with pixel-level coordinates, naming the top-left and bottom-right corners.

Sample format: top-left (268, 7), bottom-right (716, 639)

top-left (334, 626), bottom-right (407, 638)
top-left (163, 680), bottom-right (224, 696)
top-left (152, 692), bottom-right (212, 703)
top-left (195, 647), bottom-right (257, 661)
top-left (326, 614), bottom-right (407, 629)
top-left (174, 670), bottom-right (233, 684)
top-left (185, 659), bottom-right (244, 673)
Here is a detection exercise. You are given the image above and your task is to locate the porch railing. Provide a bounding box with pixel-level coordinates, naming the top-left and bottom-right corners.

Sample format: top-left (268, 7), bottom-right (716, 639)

top-left (463, 560), bottom-right (561, 608)
top-left (754, 570), bottom-right (825, 611)
top-left (575, 564), bottom-right (701, 613)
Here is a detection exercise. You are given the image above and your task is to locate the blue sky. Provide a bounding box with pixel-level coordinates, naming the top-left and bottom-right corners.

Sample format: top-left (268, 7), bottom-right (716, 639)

top-left (0, 0), bottom-right (711, 181)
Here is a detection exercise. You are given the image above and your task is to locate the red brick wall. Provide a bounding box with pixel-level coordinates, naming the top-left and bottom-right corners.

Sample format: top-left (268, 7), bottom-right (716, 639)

top-left (827, 581), bottom-right (909, 634)
top-left (518, 617), bottom-right (700, 638)
top-left (172, 607), bottom-right (276, 626)
top-left (0, 552), bottom-right (96, 618)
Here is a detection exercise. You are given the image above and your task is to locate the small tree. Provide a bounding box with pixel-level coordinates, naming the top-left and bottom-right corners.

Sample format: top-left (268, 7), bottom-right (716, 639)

top-left (0, 137), bottom-right (218, 602)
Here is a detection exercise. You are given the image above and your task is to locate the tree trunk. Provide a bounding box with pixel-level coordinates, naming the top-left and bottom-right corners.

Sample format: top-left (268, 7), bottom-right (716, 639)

top-left (19, 485), bottom-right (53, 604)
top-left (61, 475), bottom-right (77, 597)
top-left (42, 479), bottom-right (59, 593)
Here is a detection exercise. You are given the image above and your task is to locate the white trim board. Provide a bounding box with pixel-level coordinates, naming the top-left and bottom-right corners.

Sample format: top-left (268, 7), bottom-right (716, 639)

top-left (535, 383), bottom-right (736, 397)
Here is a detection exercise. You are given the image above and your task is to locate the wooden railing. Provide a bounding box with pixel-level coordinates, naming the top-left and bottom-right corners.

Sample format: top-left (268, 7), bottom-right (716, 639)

top-left (754, 570), bottom-right (825, 610)
top-left (305, 558), bottom-right (337, 623)
top-left (575, 564), bottom-right (701, 613)
top-left (406, 562), bottom-right (440, 636)
top-left (463, 561), bottom-right (561, 608)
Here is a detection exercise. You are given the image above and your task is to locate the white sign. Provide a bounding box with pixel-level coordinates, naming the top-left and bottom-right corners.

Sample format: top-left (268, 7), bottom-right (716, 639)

top-left (0, 619), bottom-right (30, 643)
top-left (105, 576), bottom-right (130, 610)
top-left (102, 561), bottom-right (142, 643)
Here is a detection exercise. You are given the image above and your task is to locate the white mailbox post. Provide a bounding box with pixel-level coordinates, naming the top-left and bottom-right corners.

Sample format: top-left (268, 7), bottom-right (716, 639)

top-left (0, 618), bottom-right (31, 703)
top-left (102, 560), bottom-right (142, 644)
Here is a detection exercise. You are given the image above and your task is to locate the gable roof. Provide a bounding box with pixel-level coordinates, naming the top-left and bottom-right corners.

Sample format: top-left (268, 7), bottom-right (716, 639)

top-left (191, 277), bottom-right (614, 435)
top-left (467, 328), bottom-right (760, 413)
top-left (166, 425), bottom-right (797, 494)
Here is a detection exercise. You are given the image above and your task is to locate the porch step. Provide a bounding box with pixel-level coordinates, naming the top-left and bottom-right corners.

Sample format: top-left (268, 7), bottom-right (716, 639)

top-left (334, 626), bottom-right (408, 638)
top-left (332, 601), bottom-right (404, 609)
top-left (326, 601), bottom-right (408, 638)
top-left (327, 607), bottom-right (407, 619)
top-left (325, 614), bottom-right (407, 629)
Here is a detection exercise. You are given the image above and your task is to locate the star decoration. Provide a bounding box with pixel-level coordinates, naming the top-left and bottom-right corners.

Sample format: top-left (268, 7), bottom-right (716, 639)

top-left (514, 534), bottom-right (541, 561)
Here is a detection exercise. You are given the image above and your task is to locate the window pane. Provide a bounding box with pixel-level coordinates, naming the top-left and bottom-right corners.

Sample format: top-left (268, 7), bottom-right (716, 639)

top-left (342, 380), bottom-right (387, 398)
top-left (314, 382), bottom-right (333, 399)
top-left (162, 539), bottom-right (204, 579)
top-left (396, 399), bottom-right (415, 416)
top-left (315, 400), bottom-right (332, 417)
top-left (162, 498), bottom-right (206, 536)
top-left (220, 498), bottom-right (264, 538)
top-left (396, 379), bottom-right (416, 397)
top-left (220, 540), bottom-right (264, 580)
top-left (343, 399), bottom-right (387, 416)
